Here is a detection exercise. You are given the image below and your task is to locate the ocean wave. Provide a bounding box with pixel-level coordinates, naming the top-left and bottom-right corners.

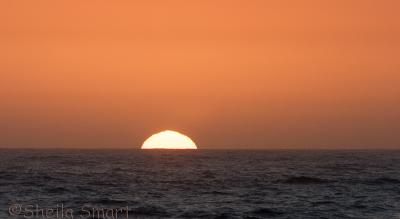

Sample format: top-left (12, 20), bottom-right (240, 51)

top-left (128, 205), bottom-right (169, 217)
top-left (93, 198), bottom-right (128, 206)
top-left (250, 208), bottom-right (283, 216)
top-left (368, 177), bottom-right (400, 185)
top-left (179, 209), bottom-right (213, 218)
top-left (213, 212), bottom-right (239, 219)
top-left (46, 187), bottom-right (70, 194)
top-left (281, 176), bottom-right (330, 184)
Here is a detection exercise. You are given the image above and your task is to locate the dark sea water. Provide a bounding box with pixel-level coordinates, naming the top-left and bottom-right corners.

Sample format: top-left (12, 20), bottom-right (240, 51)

top-left (0, 149), bottom-right (400, 219)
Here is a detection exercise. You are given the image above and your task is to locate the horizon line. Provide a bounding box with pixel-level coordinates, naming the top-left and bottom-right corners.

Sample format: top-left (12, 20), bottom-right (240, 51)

top-left (0, 147), bottom-right (399, 151)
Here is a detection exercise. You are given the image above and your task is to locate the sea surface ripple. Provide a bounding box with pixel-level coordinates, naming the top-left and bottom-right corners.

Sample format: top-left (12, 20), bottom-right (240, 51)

top-left (0, 149), bottom-right (399, 218)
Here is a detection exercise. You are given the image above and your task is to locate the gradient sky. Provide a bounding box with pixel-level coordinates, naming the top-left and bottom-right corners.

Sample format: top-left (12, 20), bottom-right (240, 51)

top-left (1, 1), bottom-right (399, 149)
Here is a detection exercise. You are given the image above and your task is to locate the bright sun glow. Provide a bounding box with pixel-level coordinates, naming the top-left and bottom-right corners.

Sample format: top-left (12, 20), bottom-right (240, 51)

top-left (141, 130), bottom-right (198, 149)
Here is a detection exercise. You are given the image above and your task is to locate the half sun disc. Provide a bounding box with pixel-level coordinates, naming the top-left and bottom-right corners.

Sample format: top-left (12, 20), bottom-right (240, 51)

top-left (141, 130), bottom-right (198, 149)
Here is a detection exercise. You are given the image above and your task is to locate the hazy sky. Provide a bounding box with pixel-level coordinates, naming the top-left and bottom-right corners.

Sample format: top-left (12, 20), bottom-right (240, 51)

top-left (1, 1), bottom-right (399, 149)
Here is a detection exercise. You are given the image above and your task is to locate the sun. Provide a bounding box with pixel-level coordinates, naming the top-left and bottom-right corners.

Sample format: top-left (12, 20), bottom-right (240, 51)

top-left (141, 130), bottom-right (198, 149)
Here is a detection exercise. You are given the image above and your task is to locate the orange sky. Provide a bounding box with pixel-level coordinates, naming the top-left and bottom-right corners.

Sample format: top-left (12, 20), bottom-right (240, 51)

top-left (1, 0), bottom-right (399, 149)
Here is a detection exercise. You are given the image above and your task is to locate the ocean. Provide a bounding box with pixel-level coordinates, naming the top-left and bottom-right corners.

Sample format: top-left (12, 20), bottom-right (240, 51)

top-left (0, 149), bottom-right (399, 219)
